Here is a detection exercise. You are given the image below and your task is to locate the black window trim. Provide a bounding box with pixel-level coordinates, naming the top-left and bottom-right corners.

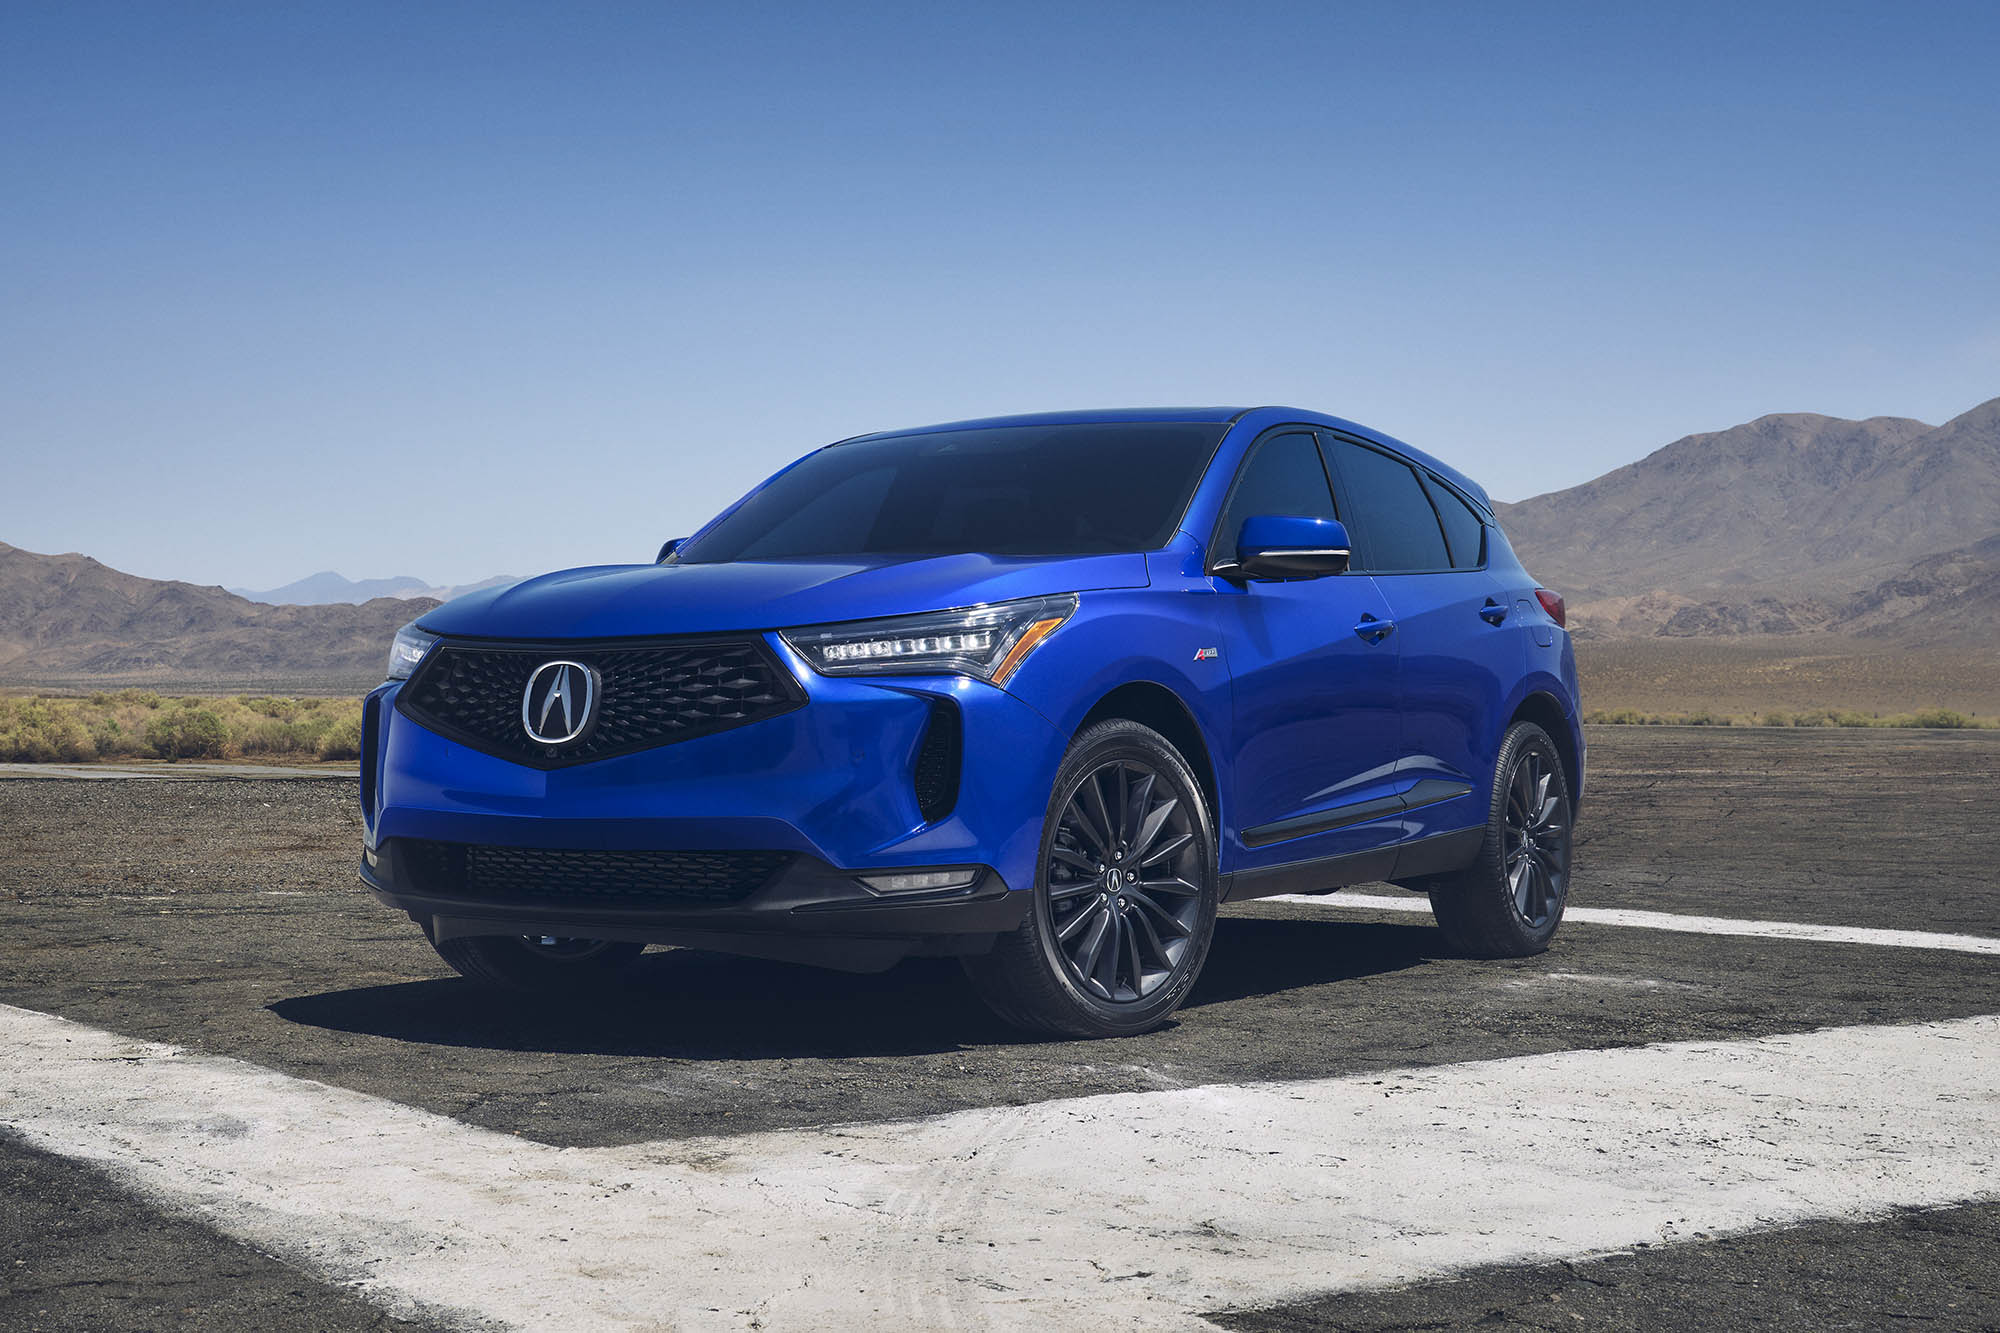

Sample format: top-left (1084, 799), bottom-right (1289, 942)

top-left (1417, 469), bottom-right (1489, 571)
top-left (1313, 429), bottom-right (1464, 576)
top-left (1203, 424), bottom-right (1350, 577)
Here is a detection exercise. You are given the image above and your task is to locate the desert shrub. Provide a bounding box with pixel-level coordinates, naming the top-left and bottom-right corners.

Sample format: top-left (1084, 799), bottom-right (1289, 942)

top-left (1584, 708), bottom-right (1650, 726)
top-left (0, 699), bottom-right (97, 762)
top-left (316, 713), bottom-right (365, 760)
top-left (1903, 708), bottom-right (1973, 729)
top-left (236, 709), bottom-right (339, 754)
top-left (146, 705), bottom-right (228, 759)
top-left (89, 715), bottom-right (148, 759)
top-left (241, 696), bottom-right (307, 721)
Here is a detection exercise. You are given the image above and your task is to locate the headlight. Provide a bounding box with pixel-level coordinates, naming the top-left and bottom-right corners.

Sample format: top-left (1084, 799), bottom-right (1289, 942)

top-left (781, 594), bottom-right (1077, 685)
top-left (385, 622), bottom-right (439, 680)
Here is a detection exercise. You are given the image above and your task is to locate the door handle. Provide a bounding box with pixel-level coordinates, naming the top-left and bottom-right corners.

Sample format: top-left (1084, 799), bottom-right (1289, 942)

top-left (1479, 598), bottom-right (1508, 626)
top-left (1353, 614), bottom-right (1395, 644)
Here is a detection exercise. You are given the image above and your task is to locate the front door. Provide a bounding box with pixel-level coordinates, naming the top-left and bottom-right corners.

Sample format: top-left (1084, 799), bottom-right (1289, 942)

top-left (1210, 430), bottom-right (1405, 872)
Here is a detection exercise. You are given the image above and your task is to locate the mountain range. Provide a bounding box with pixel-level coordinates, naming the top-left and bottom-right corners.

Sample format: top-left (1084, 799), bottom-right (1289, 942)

top-left (228, 571), bottom-right (517, 606)
top-left (4, 394), bottom-right (1995, 698)
top-left (1498, 396), bottom-right (2000, 646)
top-left (0, 543), bottom-right (433, 689)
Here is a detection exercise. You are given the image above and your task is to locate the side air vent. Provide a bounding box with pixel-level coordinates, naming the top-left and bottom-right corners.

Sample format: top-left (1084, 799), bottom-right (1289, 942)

top-left (913, 696), bottom-right (961, 824)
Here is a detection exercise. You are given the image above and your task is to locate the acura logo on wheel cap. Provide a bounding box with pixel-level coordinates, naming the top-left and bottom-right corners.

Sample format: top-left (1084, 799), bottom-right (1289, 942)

top-left (521, 660), bottom-right (598, 746)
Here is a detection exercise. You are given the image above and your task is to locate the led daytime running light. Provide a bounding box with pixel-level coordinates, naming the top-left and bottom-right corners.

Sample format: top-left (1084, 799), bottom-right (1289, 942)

top-left (781, 595), bottom-right (1077, 682)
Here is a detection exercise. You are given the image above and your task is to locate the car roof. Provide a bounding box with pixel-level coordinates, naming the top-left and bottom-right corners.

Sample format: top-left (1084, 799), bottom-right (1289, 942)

top-left (841, 406), bottom-right (1494, 514)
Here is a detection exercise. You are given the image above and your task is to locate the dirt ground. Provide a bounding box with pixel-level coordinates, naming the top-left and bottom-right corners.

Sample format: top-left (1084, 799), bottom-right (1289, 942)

top-left (1576, 634), bottom-right (2000, 718)
top-left (2, 726), bottom-right (1997, 1330)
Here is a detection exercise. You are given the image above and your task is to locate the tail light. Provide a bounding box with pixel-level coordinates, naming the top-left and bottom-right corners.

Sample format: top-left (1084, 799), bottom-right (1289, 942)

top-left (1534, 588), bottom-right (1566, 628)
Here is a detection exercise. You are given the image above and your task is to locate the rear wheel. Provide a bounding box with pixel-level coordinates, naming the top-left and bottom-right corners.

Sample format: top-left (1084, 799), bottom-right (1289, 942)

top-left (1426, 720), bottom-right (1573, 957)
top-left (963, 720), bottom-right (1219, 1037)
top-left (429, 933), bottom-right (646, 992)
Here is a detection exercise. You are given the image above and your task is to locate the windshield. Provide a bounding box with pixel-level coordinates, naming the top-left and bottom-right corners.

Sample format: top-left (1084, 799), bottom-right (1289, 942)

top-left (674, 422), bottom-right (1229, 563)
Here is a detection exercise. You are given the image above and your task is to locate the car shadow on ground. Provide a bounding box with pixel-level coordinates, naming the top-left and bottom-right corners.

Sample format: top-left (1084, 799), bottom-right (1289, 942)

top-left (268, 916), bottom-right (1444, 1060)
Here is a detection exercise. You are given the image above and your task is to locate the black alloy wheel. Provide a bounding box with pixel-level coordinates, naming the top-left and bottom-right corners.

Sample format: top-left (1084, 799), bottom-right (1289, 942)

top-left (1045, 758), bottom-right (1203, 1003)
top-left (1426, 720), bottom-right (1575, 958)
top-left (963, 719), bottom-right (1219, 1037)
top-left (1502, 742), bottom-right (1569, 929)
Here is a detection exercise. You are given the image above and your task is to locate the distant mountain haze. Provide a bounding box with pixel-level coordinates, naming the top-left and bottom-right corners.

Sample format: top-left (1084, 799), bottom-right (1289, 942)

top-left (229, 571), bottom-right (517, 606)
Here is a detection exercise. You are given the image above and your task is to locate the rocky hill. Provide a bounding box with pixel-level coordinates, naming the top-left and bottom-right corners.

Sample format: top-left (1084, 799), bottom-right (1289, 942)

top-left (0, 543), bottom-right (432, 689)
top-left (1499, 397), bottom-right (2000, 643)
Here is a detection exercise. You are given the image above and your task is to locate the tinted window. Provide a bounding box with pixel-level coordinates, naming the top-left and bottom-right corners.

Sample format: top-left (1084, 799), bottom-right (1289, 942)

top-left (1428, 478), bottom-right (1486, 570)
top-left (677, 423), bottom-right (1227, 562)
top-left (1215, 432), bottom-right (1338, 561)
top-left (1326, 440), bottom-right (1450, 572)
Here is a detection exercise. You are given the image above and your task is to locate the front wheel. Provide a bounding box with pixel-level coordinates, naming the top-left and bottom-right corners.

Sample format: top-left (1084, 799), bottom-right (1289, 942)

top-left (1426, 720), bottom-right (1574, 957)
top-left (429, 933), bottom-right (646, 992)
top-left (963, 719), bottom-right (1219, 1037)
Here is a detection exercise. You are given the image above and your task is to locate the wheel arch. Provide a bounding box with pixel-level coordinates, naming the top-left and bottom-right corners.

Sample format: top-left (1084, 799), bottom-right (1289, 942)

top-left (1075, 680), bottom-right (1220, 828)
top-left (1508, 690), bottom-right (1581, 813)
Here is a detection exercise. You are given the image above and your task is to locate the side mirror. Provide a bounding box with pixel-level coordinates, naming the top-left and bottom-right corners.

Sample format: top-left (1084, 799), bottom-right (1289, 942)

top-left (655, 537), bottom-right (685, 564)
top-left (1230, 515), bottom-right (1351, 580)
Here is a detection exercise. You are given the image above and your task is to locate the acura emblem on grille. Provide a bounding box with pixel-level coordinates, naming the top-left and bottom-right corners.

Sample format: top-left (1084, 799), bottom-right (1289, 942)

top-left (521, 660), bottom-right (598, 746)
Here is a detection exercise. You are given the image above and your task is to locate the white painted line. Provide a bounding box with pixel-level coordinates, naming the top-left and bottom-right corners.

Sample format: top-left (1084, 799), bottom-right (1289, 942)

top-left (0, 761), bottom-right (356, 780)
top-left (4, 1005), bottom-right (1998, 1330)
top-left (1265, 892), bottom-right (2000, 955)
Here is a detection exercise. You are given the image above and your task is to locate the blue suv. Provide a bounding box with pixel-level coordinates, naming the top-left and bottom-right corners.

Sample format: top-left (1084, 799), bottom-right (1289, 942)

top-left (360, 409), bottom-right (1581, 1036)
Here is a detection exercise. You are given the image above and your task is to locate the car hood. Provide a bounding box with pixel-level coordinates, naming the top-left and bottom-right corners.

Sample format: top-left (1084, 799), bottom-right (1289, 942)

top-left (415, 552), bottom-right (1151, 640)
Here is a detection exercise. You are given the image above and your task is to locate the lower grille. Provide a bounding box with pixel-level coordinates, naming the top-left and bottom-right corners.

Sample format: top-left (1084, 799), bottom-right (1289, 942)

top-left (398, 840), bottom-right (792, 909)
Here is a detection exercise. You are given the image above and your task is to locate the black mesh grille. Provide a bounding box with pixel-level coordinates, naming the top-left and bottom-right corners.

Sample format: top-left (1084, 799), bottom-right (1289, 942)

top-left (399, 840), bottom-right (792, 909)
top-left (913, 696), bottom-right (961, 823)
top-left (397, 638), bottom-right (804, 767)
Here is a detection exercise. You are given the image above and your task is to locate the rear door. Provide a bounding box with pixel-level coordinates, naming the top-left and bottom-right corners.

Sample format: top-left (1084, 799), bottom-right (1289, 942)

top-left (1319, 433), bottom-right (1512, 836)
top-left (1209, 429), bottom-right (1405, 871)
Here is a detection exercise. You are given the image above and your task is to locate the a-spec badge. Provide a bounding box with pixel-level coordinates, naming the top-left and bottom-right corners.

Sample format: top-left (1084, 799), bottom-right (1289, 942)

top-left (1193, 647), bottom-right (1221, 662)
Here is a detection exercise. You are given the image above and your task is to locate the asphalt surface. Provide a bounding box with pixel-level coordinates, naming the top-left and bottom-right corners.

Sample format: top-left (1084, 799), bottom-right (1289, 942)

top-left (2, 726), bottom-right (1997, 1329)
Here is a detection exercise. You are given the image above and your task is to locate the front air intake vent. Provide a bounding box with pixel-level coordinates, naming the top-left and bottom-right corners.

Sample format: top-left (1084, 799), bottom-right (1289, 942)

top-left (913, 696), bottom-right (961, 823)
top-left (397, 636), bottom-right (805, 768)
top-left (399, 841), bottom-right (793, 909)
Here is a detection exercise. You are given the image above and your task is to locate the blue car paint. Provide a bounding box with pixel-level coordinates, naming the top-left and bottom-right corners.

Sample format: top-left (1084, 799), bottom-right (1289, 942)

top-left (365, 406), bottom-right (1580, 941)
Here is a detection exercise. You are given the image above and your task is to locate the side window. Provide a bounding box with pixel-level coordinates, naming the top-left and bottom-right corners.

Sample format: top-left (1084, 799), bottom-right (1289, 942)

top-left (1323, 439), bottom-right (1450, 572)
top-left (1427, 477), bottom-right (1487, 570)
top-left (1214, 432), bottom-right (1338, 562)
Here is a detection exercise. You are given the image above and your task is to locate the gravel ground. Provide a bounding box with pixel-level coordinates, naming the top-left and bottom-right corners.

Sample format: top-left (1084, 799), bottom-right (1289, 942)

top-left (2, 726), bottom-right (1997, 1330)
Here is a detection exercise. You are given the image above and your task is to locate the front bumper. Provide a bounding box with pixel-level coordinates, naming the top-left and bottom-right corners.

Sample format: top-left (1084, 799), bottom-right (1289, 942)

top-left (360, 635), bottom-right (1067, 969)
top-left (360, 840), bottom-right (1028, 971)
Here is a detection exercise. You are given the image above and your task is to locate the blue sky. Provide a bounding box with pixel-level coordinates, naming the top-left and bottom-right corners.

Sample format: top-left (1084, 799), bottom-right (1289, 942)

top-left (4, 1), bottom-right (1997, 589)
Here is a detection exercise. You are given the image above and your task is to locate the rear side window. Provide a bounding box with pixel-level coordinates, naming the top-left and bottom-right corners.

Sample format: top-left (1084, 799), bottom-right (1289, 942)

top-left (1427, 478), bottom-right (1486, 570)
top-left (1323, 439), bottom-right (1450, 572)
top-left (1214, 432), bottom-right (1338, 561)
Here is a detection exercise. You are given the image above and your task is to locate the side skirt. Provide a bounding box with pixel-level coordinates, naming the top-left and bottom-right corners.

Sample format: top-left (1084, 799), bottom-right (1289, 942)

top-left (1222, 826), bottom-right (1484, 904)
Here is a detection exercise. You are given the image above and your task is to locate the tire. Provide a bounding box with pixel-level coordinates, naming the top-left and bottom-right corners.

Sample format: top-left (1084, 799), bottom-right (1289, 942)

top-left (963, 719), bottom-right (1219, 1038)
top-left (1426, 721), bottom-right (1574, 958)
top-left (429, 933), bottom-right (646, 993)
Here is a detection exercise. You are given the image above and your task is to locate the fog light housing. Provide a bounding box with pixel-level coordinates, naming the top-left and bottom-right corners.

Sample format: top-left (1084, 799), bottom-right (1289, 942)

top-left (856, 867), bottom-right (982, 895)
